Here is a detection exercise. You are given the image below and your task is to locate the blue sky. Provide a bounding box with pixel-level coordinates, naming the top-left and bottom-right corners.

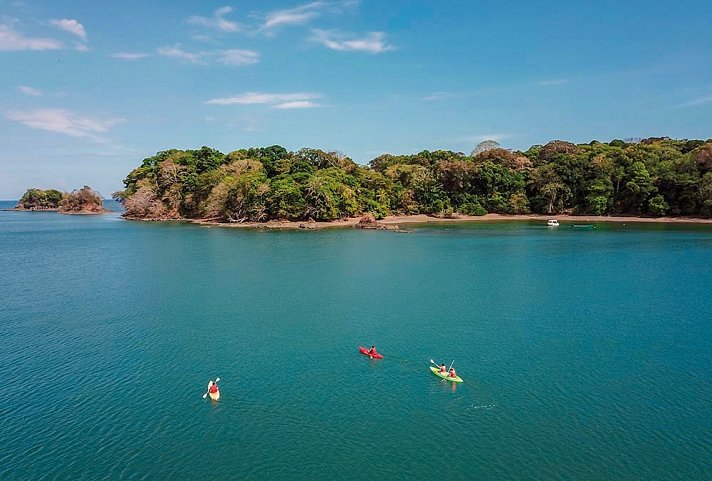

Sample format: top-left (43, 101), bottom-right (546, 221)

top-left (1, 0), bottom-right (711, 198)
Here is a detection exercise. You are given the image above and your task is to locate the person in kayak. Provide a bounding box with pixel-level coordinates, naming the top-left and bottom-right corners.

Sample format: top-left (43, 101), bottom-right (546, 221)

top-left (208, 380), bottom-right (219, 395)
top-left (368, 345), bottom-right (378, 356)
top-left (449, 367), bottom-right (457, 378)
top-left (439, 363), bottom-right (447, 373)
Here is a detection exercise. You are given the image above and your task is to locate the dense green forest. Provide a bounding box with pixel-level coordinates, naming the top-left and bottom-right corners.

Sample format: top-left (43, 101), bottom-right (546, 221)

top-left (18, 186), bottom-right (105, 213)
top-left (116, 138), bottom-right (712, 222)
top-left (18, 188), bottom-right (65, 209)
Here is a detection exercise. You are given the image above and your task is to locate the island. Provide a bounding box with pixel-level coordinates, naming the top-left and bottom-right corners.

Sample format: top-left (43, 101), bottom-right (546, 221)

top-left (14, 186), bottom-right (109, 214)
top-left (113, 137), bottom-right (712, 228)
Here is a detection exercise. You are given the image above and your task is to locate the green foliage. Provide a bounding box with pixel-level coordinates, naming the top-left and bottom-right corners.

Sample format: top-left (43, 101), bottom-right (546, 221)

top-left (459, 196), bottom-right (487, 216)
top-left (59, 186), bottom-right (103, 213)
top-left (268, 175), bottom-right (306, 220)
top-left (648, 195), bottom-right (669, 216)
top-left (19, 188), bottom-right (65, 209)
top-left (117, 139), bottom-right (712, 222)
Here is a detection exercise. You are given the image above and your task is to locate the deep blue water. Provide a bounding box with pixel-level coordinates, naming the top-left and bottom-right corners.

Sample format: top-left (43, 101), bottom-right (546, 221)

top-left (1, 202), bottom-right (711, 480)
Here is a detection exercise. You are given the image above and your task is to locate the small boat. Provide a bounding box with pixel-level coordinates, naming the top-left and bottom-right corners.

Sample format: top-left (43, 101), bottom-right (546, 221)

top-left (429, 366), bottom-right (463, 383)
top-left (359, 346), bottom-right (383, 359)
top-left (207, 382), bottom-right (220, 401)
top-left (547, 219), bottom-right (559, 227)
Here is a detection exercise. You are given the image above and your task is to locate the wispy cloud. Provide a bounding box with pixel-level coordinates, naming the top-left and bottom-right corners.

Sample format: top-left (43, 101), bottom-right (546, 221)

top-left (422, 91), bottom-right (456, 102)
top-left (158, 45), bottom-right (202, 63)
top-left (49, 18), bottom-right (86, 40)
top-left (677, 94), bottom-right (712, 108)
top-left (261, 1), bottom-right (357, 32)
top-left (272, 100), bottom-right (321, 109)
top-left (536, 78), bottom-right (570, 87)
top-left (263, 2), bottom-right (324, 31)
top-left (5, 108), bottom-right (123, 142)
top-left (158, 45), bottom-right (259, 66)
top-left (18, 85), bottom-right (42, 96)
top-left (311, 29), bottom-right (394, 53)
top-left (0, 23), bottom-right (62, 51)
top-left (111, 52), bottom-right (150, 60)
top-left (187, 6), bottom-right (240, 33)
top-left (205, 92), bottom-right (322, 107)
top-left (215, 49), bottom-right (259, 66)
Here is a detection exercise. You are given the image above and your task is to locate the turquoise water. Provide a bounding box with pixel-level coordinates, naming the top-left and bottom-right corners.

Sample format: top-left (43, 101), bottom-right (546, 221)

top-left (1, 203), bottom-right (711, 480)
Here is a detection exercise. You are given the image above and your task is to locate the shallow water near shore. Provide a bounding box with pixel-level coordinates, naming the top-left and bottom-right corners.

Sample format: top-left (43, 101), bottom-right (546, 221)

top-left (1, 202), bottom-right (711, 480)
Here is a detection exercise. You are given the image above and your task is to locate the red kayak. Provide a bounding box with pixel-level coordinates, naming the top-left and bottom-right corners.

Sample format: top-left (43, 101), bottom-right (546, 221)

top-left (359, 346), bottom-right (383, 359)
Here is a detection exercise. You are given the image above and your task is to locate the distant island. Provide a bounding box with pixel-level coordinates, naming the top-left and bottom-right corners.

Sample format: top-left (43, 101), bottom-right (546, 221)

top-left (114, 137), bottom-right (712, 226)
top-left (15, 186), bottom-right (108, 214)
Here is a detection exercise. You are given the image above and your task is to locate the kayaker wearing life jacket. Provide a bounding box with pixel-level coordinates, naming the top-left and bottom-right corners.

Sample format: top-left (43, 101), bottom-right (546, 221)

top-left (209, 381), bottom-right (219, 394)
top-left (368, 345), bottom-right (378, 356)
top-left (449, 368), bottom-right (457, 378)
top-left (439, 363), bottom-right (447, 373)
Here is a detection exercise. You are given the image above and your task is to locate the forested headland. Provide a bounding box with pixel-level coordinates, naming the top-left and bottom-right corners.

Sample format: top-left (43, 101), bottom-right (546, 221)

top-left (115, 138), bottom-right (712, 223)
top-left (16, 186), bottom-right (107, 214)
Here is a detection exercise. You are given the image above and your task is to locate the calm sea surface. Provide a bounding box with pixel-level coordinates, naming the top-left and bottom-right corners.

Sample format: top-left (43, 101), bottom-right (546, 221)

top-left (1, 201), bottom-right (711, 480)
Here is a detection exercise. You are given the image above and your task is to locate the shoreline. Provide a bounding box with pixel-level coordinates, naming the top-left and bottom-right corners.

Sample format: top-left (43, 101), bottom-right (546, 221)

top-left (380, 213), bottom-right (712, 225)
top-left (3, 206), bottom-right (110, 215)
top-left (121, 213), bottom-right (712, 230)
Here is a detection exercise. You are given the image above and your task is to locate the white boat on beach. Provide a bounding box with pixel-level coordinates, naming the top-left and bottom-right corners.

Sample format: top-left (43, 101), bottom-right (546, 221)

top-left (547, 219), bottom-right (560, 227)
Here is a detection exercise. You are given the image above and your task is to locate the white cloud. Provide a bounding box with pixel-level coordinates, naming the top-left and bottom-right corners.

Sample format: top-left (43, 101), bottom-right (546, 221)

top-left (678, 94), bottom-right (712, 108)
top-left (111, 52), bottom-right (150, 60)
top-left (0, 23), bottom-right (62, 51)
top-left (272, 100), bottom-right (321, 109)
top-left (158, 45), bottom-right (203, 63)
top-left (49, 19), bottom-right (86, 40)
top-left (422, 91), bottom-right (455, 102)
top-left (5, 108), bottom-right (123, 142)
top-left (311, 29), bottom-right (394, 53)
top-left (74, 42), bottom-right (88, 52)
top-left (205, 92), bottom-right (322, 106)
top-left (261, 1), bottom-right (358, 32)
top-left (187, 6), bottom-right (240, 33)
top-left (215, 49), bottom-right (259, 66)
top-left (158, 45), bottom-right (259, 66)
top-left (263, 2), bottom-right (324, 30)
top-left (18, 85), bottom-right (42, 96)
top-left (537, 78), bottom-right (570, 86)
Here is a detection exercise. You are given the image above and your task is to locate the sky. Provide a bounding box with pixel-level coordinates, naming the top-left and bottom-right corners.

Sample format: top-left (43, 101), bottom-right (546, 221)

top-left (1, 0), bottom-right (712, 199)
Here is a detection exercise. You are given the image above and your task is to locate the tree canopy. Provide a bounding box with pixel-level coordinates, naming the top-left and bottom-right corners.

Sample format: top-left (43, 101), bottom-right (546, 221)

top-left (116, 138), bottom-right (712, 222)
top-left (18, 188), bottom-right (65, 209)
top-left (17, 186), bottom-right (105, 213)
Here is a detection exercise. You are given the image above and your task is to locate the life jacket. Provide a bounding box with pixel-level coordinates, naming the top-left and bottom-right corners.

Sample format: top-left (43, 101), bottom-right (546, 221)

top-left (439, 366), bottom-right (447, 373)
top-left (209, 384), bottom-right (218, 393)
top-left (449, 369), bottom-right (457, 378)
top-left (369, 348), bottom-right (377, 354)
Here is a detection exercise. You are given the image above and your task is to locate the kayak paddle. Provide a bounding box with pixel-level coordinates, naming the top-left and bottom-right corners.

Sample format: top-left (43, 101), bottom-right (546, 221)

top-left (202, 377), bottom-right (220, 399)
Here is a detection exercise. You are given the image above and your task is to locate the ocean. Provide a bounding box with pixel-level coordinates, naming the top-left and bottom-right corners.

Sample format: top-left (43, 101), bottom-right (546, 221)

top-left (1, 201), bottom-right (710, 480)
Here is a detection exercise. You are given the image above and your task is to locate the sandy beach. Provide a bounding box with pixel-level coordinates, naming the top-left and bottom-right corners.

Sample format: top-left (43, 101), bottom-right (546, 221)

top-left (181, 213), bottom-right (712, 230)
top-left (381, 213), bottom-right (712, 225)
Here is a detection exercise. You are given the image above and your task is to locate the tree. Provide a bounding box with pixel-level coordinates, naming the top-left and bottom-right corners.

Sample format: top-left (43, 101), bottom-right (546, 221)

top-left (117, 138), bottom-right (712, 222)
top-left (528, 164), bottom-right (571, 214)
top-left (267, 175), bottom-right (306, 220)
top-left (471, 140), bottom-right (500, 156)
top-left (59, 186), bottom-right (104, 213)
top-left (623, 161), bottom-right (657, 214)
top-left (648, 195), bottom-right (669, 216)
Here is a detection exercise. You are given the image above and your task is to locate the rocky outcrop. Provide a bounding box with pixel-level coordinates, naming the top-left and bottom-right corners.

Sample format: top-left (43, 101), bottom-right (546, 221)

top-left (356, 214), bottom-right (401, 230)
